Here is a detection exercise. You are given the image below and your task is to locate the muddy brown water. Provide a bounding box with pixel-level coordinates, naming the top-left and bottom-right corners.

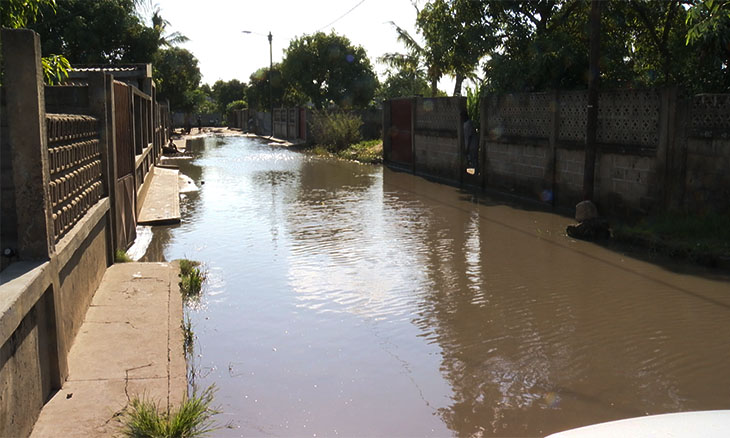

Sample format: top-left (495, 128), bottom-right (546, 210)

top-left (144, 135), bottom-right (730, 437)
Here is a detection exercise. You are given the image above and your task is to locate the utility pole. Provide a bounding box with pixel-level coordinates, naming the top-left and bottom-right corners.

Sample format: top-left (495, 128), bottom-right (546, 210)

top-left (583, 0), bottom-right (601, 201)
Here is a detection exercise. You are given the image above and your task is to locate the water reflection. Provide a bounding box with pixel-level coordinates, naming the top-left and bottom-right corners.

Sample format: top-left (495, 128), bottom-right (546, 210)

top-left (144, 135), bottom-right (730, 437)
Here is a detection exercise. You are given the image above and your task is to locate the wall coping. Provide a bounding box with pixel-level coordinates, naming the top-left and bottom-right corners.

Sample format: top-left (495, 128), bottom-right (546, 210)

top-left (0, 261), bottom-right (53, 347)
top-left (0, 197), bottom-right (110, 347)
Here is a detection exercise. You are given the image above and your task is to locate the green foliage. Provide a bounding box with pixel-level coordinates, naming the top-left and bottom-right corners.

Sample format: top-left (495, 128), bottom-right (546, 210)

top-left (115, 250), bottom-right (132, 263)
top-left (416, 0), bottom-right (493, 95)
top-left (337, 139), bottom-right (383, 164)
top-left (120, 386), bottom-right (219, 438)
top-left (225, 100), bottom-right (247, 114)
top-left (1, 0), bottom-right (56, 28)
top-left (41, 54), bottom-right (71, 85)
top-left (181, 315), bottom-right (194, 357)
top-left (29, 0), bottom-right (159, 64)
top-left (407, 0), bottom-right (730, 94)
top-left (309, 110), bottom-right (363, 151)
top-left (246, 65), bottom-right (288, 110)
top-left (686, 0), bottom-right (730, 45)
top-left (211, 79), bottom-right (247, 114)
top-left (154, 47), bottom-right (202, 113)
top-left (281, 32), bottom-right (378, 109)
top-left (179, 259), bottom-right (205, 302)
top-left (465, 83), bottom-right (482, 131)
top-left (375, 69), bottom-right (432, 101)
top-left (179, 259), bottom-right (200, 277)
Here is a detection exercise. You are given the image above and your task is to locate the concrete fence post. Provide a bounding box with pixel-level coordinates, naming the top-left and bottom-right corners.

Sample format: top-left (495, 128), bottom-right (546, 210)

top-left (547, 91), bottom-right (561, 206)
top-left (479, 95), bottom-right (489, 190)
top-left (410, 97), bottom-right (417, 174)
top-left (656, 87), bottom-right (680, 211)
top-left (1, 29), bottom-right (55, 260)
top-left (87, 72), bottom-right (118, 262)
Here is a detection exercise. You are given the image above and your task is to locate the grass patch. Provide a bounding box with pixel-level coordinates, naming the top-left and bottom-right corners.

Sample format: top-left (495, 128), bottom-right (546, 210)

top-left (120, 386), bottom-right (219, 438)
top-left (307, 139), bottom-right (383, 164)
top-left (336, 139), bottom-right (383, 164)
top-left (613, 212), bottom-right (730, 266)
top-left (179, 259), bottom-right (200, 277)
top-left (178, 259), bottom-right (205, 302)
top-left (115, 250), bottom-right (132, 263)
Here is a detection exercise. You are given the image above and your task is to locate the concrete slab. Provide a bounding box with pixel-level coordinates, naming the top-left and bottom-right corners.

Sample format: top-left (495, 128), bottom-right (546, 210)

top-left (30, 262), bottom-right (185, 438)
top-left (137, 167), bottom-right (181, 225)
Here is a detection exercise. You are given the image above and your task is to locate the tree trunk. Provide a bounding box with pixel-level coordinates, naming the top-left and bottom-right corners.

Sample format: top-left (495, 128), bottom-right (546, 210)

top-left (430, 77), bottom-right (438, 97)
top-left (453, 73), bottom-right (464, 96)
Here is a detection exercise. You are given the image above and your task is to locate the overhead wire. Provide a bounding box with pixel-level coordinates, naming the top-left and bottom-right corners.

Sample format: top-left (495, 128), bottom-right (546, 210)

top-left (316, 0), bottom-right (367, 32)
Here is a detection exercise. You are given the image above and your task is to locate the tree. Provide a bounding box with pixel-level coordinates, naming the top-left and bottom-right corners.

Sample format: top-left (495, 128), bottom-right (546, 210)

top-left (2, 0), bottom-right (71, 84)
top-left (29, 0), bottom-right (159, 64)
top-left (416, 0), bottom-right (495, 95)
top-left (211, 79), bottom-right (247, 114)
top-left (280, 32), bottom-right (377, 109)
top-left (381, 21), bottom-right (447, 97)
top-left (375, 69), bottom-right (432, 101)
top-left (150, 6), bottom-right (189, 48)
top-left (246, 65), bottom-right (288, 111)
top-left (153, 47), bottom-right (202, 113)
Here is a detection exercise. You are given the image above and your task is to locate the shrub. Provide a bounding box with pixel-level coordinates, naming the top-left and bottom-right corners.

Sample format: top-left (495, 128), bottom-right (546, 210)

top-left (309, 110), bottom-right (362, 151)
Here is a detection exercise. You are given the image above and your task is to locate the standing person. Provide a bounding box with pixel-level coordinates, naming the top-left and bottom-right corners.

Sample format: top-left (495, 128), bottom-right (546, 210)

top-left (463, 118), bottom-right (479, 174)
top-left (197, 116), bottom-right (202, 133)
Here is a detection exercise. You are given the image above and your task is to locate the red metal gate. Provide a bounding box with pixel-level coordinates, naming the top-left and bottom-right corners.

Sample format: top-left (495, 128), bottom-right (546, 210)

top-left (113, 81), bottom-right (136, 249)
top-left (390, 99), bottom-right (412, 165)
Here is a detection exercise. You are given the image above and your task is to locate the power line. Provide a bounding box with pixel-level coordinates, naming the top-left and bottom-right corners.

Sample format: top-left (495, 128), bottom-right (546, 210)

top-left (316, 0), bottom-right (366, 32)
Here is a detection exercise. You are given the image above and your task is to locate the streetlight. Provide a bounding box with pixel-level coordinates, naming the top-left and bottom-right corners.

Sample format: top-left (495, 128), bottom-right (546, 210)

top-left (242, 30), bottom-right (273, 137)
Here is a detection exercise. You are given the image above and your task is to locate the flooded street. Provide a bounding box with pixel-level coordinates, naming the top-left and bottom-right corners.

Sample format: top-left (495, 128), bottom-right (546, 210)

top-left (144, 135), bottom-right (730, 437)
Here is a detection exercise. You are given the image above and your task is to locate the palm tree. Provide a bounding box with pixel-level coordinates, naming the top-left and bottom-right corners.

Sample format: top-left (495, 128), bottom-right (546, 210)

top-left (381, 21), bottom-right (446, 96)
top-left (151, 7), bottom-right (189, 47)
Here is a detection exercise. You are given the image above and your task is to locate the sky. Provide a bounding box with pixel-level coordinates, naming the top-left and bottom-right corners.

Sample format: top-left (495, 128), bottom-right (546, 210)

top-left (143, 0), bottom-right (456, 92)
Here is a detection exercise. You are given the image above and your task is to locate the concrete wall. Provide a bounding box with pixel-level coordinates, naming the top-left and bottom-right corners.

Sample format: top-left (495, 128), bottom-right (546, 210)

top-left (0, 29), bottom-right (168, 436)
top-left (385, 89), bottom-right (730, 217)
top-left (382, 96), bottom-right (466, 184)
top-left (414, 98), bottom-right (466, 184)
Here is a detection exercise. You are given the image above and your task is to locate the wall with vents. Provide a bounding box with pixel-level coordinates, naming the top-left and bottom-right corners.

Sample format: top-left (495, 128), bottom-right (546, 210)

top-left (480, 88), bottom-right (730, 215)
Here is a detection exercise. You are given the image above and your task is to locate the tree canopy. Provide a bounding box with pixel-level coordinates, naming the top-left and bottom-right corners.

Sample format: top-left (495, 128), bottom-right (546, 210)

top-left (281, 32), bottom-right (378, 109)
top-left (407, 0), bottom-right (729, 94)
top-left (153, 47), bottom-right (202, 113)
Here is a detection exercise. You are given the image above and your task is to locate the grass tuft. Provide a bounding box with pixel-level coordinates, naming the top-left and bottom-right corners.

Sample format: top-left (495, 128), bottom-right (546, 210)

top-left (120, 386), bottom-right (219, 438)
top-left (179, 259), bottom-right (200, 277)
top-left (115, 250), bottom-right (132, 263)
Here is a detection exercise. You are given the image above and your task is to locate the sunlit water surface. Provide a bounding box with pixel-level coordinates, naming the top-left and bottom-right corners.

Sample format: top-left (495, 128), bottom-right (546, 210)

top-left (144, 135), bottom-right (730, 437)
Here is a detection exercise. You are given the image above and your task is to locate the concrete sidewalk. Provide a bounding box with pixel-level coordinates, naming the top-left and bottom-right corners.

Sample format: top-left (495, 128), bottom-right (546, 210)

top-left (137, 167), bottom-right (181, 225)
top-left (30, 262), bottom-right (186, 437)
